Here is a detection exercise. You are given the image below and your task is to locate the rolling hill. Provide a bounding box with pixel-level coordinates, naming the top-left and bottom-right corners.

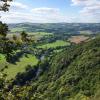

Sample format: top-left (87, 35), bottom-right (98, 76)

top-left (8, 23), bottom-right (100, 35)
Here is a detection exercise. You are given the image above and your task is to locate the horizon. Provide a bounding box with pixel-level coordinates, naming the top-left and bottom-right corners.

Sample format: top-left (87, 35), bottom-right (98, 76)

top-left (8, 22), bottom-right (100, 24)
top-left (0, 0), bottom-right (100, 23)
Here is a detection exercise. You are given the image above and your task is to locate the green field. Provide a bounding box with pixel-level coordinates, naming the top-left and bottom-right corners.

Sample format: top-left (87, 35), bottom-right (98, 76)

top-left (11, 27), bottom-right (26, 32)
top-left (28, 32), bottom-right (53, 40)
top-left (38, 40), bottom-right (70, 49)
top-left (1, 54), bottom-right (38, 79)
top-left (7, 32), bottom-right (53, 41)
top-left (0, 54), bottom-right (5, 61)
top-left (28, 32), bottom-right (53, 36)
top-left (0, 54), bottom-right (6, 70)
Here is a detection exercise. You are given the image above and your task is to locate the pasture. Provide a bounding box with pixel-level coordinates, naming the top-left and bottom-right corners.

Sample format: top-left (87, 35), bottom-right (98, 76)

top-left (1, 54), bottom-right (38, 79)
top-left (38, 40), bottom-right (70, 49)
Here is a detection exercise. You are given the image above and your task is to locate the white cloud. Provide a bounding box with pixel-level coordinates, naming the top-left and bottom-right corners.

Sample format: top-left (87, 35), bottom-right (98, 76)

top-left (0, 1), bottom-right (72, 23)
top-left (9, 2), bottom-right (29, 10)
top-left (71, 0), bottom-right (88, 5)
top-left (71, 0), bottom-right (99, 6)
top-left (31, 7), bottom-right (60, 15)
top-left (80, 5), bottom-right (100, 15)
top-left (0, 1), bottom-right (100, 23)
top-left (0, 7), bottom-right (71, 23)
top-left (71, 0), bottom-right (100, 13)
top-left (71, 0), bottom-right (100, 22)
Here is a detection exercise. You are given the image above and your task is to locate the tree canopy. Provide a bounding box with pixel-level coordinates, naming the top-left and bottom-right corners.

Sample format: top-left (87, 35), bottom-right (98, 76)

top-left (0, 0), bottom-right (12, 12)
top-left (0, 21), bottom-right (8, 37)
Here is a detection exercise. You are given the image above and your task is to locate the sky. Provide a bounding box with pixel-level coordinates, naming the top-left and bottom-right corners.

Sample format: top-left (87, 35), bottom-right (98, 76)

top-left (0, 0), bottom-right (100, 23)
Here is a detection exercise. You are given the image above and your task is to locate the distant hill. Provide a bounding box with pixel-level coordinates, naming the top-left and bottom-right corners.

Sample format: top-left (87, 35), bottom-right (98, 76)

top-left (8, 23), bottom-right (100, 34)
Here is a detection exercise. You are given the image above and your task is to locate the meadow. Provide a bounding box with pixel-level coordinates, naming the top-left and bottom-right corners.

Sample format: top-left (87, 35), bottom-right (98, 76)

top-left (7, 32), bottom-right (53, 41)
top-left (0, 54), bottom-right (38, 79)
top-left (38, 40), bottom-right (70, 49)
top-left (10, 27), bottom-right (26, 33)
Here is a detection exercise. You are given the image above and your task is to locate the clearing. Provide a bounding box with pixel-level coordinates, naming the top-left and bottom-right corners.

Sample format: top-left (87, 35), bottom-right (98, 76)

top-left (2, 54), bottom-right (38, 79)
top-left (38, 40), bottom-right (70, 49)
top-left (69, 35), bottom-right (89, 44)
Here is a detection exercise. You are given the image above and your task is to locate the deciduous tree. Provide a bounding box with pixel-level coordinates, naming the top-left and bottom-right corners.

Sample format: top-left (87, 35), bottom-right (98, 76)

top-left (0, 0), bottom-right (12, 12)
top-left (0, 21), bottom-right (8, 37)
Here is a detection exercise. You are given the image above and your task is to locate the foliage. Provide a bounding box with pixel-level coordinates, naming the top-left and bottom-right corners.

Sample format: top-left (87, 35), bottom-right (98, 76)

top-left (0, 0), bottom-right (13, 12)
top-left (0, 21), bottom-right (8, 37)
top-left (21, 31), bottom-right (28, 42)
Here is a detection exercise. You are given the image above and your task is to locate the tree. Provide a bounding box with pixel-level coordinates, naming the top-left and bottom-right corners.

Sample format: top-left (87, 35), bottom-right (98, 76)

top-left (21, 31), bottom-right (28, 42)
top-left (0, 0), bottom-right (12, 36)
top-left (0, 0), bottom-right (16, 62)
top-left (0, 21), bottom-right (8, 37)
top-left (0, 0), bottom-right (13, 12)
top-left (13, 34), bottom-right (17, 41)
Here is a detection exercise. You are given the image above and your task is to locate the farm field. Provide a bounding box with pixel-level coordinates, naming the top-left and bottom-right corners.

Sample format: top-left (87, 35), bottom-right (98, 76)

top-left (28, 32), bottom-right (53, 40)
top-left (68, 35), bottom-right (89, 44)
top-left (7, 32), bottom-right (53, 41)
top-left (38, 40), bottom-right (70, 49)
top-left (80, 31), bottom-right (93, 35)
top-left (1, 54), bottom-right (38, 79)
top-left (11, 27), bottom-right (26, 33)
top-left (28, 32), bottom-right (53, 36)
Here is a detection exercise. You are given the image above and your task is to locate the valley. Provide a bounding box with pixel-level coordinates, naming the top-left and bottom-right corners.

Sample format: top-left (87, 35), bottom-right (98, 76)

top-left (0, 0), bottom-right (100, 99)
top-left (0, 23), bottom-right (100, 100)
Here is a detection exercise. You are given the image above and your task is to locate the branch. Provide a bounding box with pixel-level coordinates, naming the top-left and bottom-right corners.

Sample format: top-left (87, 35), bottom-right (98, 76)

top-left (0, 0), bottom-right (13, 12)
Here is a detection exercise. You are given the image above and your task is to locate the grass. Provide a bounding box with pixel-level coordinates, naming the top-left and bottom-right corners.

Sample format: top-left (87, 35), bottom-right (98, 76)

top-left (7, 32), bottom-right (53, 41)
top-left (0, 54), bottom-right (7, 70)
top-left (28, 32), bottom-right (53, 38)
top-left (38, 40), bottom-right (70, 49)
top-left (11, 27), bottom-right (26, 32)
top-left (0, 54), bottom-right (5, 61)
top-left (2, 54), bottom-right (38, 79)
top-left (28, 32), bottom-right (53, 36)
top-left (80, 31), bottom-right (93, 35)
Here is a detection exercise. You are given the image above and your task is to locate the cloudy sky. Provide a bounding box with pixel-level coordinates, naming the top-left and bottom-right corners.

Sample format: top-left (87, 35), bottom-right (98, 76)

top-left (0, 0), bottom-right (100, 23)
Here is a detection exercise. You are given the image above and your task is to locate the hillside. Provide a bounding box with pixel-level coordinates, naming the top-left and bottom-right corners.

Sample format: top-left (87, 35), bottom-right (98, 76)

top-left (8, 23), bottom-right (100, 34)
top-left (1, 36), bottom-right (100, 100)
